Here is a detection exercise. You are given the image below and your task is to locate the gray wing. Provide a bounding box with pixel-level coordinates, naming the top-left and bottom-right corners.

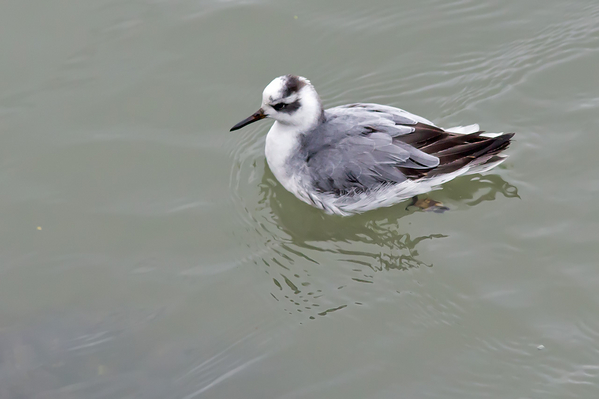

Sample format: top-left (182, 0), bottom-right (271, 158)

top-left (333, 103), bottom-right (437, 126)
top-left (303, 103), bottom-right (441, 195)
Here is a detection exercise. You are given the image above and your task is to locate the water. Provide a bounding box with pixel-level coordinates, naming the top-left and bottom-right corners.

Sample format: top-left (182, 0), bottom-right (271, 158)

top-left (1, 0), bottom-right (598, 397)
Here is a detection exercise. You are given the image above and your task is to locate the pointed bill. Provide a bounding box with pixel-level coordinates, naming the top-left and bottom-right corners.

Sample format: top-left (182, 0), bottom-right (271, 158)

top-left (230, 109), bottom-right (266, 131)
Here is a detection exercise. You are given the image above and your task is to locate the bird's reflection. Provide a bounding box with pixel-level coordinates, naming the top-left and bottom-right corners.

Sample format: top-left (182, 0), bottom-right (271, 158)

top-left (244, 164), bottom-right (518, 318)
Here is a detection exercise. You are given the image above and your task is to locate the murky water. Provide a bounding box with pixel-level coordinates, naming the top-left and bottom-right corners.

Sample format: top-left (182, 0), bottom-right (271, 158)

top-left (1, 0), bottom-right (599, 397)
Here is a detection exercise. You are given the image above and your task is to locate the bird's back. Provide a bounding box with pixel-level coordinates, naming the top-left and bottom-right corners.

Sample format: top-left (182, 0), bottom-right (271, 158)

top-left (297, 103), bottom-right (513, 211)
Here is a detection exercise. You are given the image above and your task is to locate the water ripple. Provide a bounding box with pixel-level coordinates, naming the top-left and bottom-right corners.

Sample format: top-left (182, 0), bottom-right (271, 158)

top-left (228, 120), bottom-right (519, 320)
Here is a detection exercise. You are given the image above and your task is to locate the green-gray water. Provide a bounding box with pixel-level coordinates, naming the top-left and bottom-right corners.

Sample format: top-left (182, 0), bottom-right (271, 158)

top-left (1, 0), bottom-right (598, 397)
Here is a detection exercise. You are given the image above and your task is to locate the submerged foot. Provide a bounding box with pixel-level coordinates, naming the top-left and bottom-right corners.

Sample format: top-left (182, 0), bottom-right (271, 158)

top-left (406, 196), bottom-right (450, 213)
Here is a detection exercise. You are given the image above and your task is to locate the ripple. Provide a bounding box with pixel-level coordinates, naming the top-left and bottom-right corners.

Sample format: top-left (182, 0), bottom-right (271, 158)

top-left (228, 117), bottom-right (519, 320)
top-left (299, 2), bottom-right (599, 126)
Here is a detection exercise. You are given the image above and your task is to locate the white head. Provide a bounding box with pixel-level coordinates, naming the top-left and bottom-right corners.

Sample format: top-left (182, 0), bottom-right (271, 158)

top-left (230, 75), bottom-right (323, 132)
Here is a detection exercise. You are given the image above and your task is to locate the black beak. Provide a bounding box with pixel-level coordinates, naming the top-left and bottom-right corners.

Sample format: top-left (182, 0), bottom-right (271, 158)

top-left (230, 108), bottom-right (267, 131)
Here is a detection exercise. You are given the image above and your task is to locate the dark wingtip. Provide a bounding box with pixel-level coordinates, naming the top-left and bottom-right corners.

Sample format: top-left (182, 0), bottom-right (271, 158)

top-left (490, 132), bottom-right (515, 152)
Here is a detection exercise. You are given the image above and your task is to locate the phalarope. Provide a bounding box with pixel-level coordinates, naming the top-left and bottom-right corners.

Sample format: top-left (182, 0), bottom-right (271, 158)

top-left (231, 75), bottom-right (514, 216)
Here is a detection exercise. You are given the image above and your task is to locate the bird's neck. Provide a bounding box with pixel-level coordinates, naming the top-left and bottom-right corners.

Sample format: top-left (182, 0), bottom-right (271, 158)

top-left (265, 122), bottom-right (305, 195)
top-left (285, 86), bottom-right (324, 133)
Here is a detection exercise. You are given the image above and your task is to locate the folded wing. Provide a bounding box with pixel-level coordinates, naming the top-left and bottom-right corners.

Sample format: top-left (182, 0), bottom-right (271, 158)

top-left (303, 103), bottom-right (513, 196)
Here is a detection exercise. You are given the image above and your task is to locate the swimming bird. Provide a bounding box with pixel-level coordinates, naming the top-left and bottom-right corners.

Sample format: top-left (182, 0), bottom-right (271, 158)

top-left (231, 75), bottom-right (514, 216)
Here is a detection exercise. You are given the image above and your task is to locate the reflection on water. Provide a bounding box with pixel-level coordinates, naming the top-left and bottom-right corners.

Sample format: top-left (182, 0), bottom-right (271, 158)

top-left (235, 161), bottom-right (519, 318)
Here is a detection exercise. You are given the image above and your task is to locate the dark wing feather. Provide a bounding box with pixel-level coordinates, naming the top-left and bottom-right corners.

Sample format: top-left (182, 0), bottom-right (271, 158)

top-left (302, 103), bottom-right (514, 195)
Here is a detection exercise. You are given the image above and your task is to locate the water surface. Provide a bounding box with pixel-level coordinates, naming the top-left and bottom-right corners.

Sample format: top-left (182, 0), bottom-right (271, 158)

top-left (1, 0), bottom-right (599, 397)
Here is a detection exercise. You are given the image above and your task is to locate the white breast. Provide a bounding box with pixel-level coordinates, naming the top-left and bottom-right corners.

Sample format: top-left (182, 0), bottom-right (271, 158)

top-left (264, 121), bottom-right (306, 198)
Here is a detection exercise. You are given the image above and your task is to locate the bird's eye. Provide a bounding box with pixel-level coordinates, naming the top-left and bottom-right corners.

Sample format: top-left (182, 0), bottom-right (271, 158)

top-left (272, 103), bottom-right (287, 111)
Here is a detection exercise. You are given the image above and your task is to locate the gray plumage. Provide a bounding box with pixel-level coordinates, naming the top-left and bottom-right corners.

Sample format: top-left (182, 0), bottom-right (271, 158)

top-left (300, 104), bottom-right (441, 195)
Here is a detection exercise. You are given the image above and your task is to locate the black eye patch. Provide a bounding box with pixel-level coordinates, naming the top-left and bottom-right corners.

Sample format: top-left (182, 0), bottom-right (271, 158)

top-left (272, 99), bottom-right (301, 113)
top-left (272, 103), bottom-right (287, 111)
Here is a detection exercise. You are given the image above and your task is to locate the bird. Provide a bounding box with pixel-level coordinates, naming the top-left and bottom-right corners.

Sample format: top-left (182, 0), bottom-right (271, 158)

top-left (231, 75), bottom-right (514, 216)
